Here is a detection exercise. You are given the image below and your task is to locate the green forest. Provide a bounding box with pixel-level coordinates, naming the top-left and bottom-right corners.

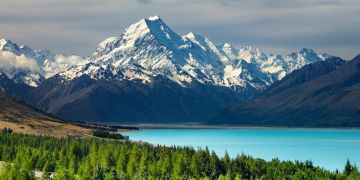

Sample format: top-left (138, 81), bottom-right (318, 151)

top-left (0, 133), bottom-right (359, 180)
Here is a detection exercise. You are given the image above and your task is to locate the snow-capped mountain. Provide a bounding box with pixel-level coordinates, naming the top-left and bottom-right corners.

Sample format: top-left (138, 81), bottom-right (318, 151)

top-left (213, 56), bottom-right (357, 127)
top-left (1, 16), bottom-right (329, 89)
top-left (218, 44), bottom-right (331, 80)
top-left (0, 39), bottom-right (86, 86)
top-left (87, 16), bottom-right (276, 89)
top-left (0, 16), bottom-right (336, 123)
top-left (56, 16), bottom-right (328, 91)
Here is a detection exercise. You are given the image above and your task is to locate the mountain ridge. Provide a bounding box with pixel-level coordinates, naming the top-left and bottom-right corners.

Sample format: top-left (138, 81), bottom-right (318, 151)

top-left (0, 38), bottom-right (86, 87)
top-left (212, 55), bottom-right (360, 127)
top-left (0, 16), bottom-right (345, 124)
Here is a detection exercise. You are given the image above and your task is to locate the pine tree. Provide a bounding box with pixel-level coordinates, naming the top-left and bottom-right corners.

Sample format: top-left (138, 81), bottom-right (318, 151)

top-left (116, 148), bottom-right (128, 178)
top-left (20, 155), bottom-right (35, 180)
top-left (173, 154), bottom-right (185, 179)
top-left (126, 154), bottom-right (137, 177)
top-left (210, 151), bottom-right (221, 179)
top-left (160, 154), bottom-right (171, 178)
top-left (345, 159), bottom-right (353, 175)
top-left (137, 149), bottom-right (149, 177)
top-left (190, 153), bottom-right (200, 178)
top-left (222, 151), bottom-right (230, 172)
top-left (0, 133), bottom-right (356, 179)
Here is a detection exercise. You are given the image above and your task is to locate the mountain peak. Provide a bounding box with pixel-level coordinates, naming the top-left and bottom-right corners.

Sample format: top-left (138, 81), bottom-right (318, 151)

top-left (123, 16), bottom-right (174, 39)
top-left (223, 43), bottom-right (232, 48)
top-left (0, 38), bottom-right (21, 54)
top-left (147, 15), bottom-right (161, 21)
top-left (117, 16), bottom-right (186, 52)
top-left (127, 15), bottom-right (165, 32)
top-left (242, 45), bottom-right (257, 51)
top-left (299, 48), bottom-right (316, 54)
top-left (0, 38), bottom-right (10, 46)
top-left (185, 32), bottom-right (197, 39)
top-left (240, 45), bottom-right (263, 56)
top-left (0, 38), bottom-right (8, 45)
top-left (296, 48), bottom-right (323, 62)
top-left (185, 32), bottom-right (205, 42)
top-left (219, 42), bottom-right (238, 54)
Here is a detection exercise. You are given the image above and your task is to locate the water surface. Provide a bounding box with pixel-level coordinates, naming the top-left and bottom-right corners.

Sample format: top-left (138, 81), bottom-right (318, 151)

top-left (124, 129), bottom-right (360, 171)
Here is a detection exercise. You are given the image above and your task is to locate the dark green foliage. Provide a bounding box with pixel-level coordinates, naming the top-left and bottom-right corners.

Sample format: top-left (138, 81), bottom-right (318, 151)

top-left (0, 133), bottom-right (359, 179)
top-left (92, 130), bottom-right (124, 140)
top-left (344, 159), bottom-right (358, 176)
top-left (1, 127), bottom-right (13, 134)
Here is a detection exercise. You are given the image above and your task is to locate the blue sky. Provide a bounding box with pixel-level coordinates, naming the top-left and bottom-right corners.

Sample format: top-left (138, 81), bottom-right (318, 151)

top-left (0, 0), bottom-right (359, 59)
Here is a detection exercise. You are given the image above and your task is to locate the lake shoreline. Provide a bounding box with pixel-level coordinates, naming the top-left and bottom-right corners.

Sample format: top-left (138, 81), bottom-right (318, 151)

top-left (123, 128), bottom-right (360, 171)
top-left (117, 123), bottom-right (360, 130)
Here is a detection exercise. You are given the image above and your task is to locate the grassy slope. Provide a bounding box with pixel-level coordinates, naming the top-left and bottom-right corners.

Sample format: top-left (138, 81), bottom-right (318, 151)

top-left (0, 91), bottom-right (92, 137)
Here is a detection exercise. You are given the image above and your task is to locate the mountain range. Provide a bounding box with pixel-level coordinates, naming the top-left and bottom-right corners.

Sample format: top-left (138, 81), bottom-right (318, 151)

top-left (1, 16), bottom-right (357, 126)
top-left (0, 39), bottom-right (85, 86)
top-left (214, 55), bottom-right (360, 127)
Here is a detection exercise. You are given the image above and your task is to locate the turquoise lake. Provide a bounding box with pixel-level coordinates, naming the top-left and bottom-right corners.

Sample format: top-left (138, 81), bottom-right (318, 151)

top-left (124, 129), bottom-right (360, 171)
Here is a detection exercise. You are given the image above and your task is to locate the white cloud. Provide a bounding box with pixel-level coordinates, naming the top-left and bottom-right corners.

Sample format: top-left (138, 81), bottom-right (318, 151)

top-left (0, 0), bottom-right (359, 59)
top-left (54, 54), bottom-right (85, 64)
top-left (40, 54), bottom-right (86, 78)
top-left (0, 51), bottom-right (40, 71)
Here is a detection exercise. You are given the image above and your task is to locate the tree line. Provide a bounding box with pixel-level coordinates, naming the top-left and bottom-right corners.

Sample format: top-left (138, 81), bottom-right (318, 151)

top-left (92, 130), bottom-right (125, 140)
top-left (0, 133), bottom-right (359, 179)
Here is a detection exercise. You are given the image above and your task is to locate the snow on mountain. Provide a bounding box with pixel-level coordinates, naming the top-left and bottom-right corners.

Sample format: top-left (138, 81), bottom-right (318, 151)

top-left (78, 16), bottom-right (329, 90)
top-left (1, 16), bottom-right (331, 90)
top-left (0, 16), bottom-right (340, 123)
top-left (0, 39), bottom-right (22, 55)
top-left (90, 16), bottom-right (210, 86)
top-left (217, 43), bottom-right (331, 80)
top-left (86, 16), bottom-right (274, 89)
top-left (0, 38), bottom-right (86, 86)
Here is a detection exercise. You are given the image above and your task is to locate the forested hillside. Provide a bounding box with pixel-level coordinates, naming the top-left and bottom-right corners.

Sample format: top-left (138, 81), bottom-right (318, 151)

top-left (0, 133), bottom-right (359, 179)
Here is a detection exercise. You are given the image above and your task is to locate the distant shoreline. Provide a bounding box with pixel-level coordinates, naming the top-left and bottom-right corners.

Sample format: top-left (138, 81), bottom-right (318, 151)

top-left (113, 123), bottom-right (360, 130)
